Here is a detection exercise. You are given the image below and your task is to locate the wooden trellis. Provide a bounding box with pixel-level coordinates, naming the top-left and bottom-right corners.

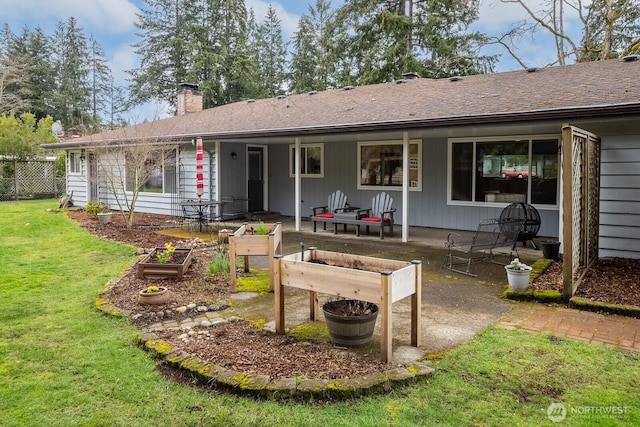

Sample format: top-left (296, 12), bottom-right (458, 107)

top-left (561, 125), bottom-right (601, 299)
top-left (0, 159), bottom-right (65, 201)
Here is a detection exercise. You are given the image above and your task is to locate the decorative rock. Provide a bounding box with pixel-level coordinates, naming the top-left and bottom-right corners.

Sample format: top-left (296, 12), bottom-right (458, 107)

top-left (200, 320), bottom-right (213, 327)
top-left (175, 306), bottom-right (188, 314)
top-left (227, 316), bottom-right (243, 323)
top-left (197, 305), bottom-right (208, 312)
top-left (178, 333), bottom-right (189, 340)
top-left (187, 303), bottom-right (197, 310)
top-left (187, 330), bottom-right (197, 337)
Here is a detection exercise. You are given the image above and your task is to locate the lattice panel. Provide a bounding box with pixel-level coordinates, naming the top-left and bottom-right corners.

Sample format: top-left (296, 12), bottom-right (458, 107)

top-left (587, 136), bottom-right (601, 264)
top-left (571, 133), bottom-right (585, 281)
top-left (0, 160), bottom-right (64, 199)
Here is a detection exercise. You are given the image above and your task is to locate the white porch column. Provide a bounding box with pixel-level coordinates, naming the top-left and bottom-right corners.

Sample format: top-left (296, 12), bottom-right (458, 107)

top-left (402, 132), bottom-right (409, 242)
top-left (295, 137), bottom-right (301, 231)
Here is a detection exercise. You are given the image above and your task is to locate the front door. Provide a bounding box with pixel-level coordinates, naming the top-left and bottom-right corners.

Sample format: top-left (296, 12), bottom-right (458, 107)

top-left (247, 146), bottom-right (266, 212)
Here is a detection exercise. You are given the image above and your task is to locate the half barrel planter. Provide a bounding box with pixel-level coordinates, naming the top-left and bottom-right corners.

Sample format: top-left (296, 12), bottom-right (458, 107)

top-left (137, 248), bottom-right (194, 279)
top-left (228, 223), bottom-right (282, 292)
top-left (274, 248), bottom-right (422, 363)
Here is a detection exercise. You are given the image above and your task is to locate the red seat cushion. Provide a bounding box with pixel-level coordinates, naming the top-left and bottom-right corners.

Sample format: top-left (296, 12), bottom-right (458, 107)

top-left (315, 212), bottom-right (334, 218)
top-left (361, 216), bottom-right (390, 222)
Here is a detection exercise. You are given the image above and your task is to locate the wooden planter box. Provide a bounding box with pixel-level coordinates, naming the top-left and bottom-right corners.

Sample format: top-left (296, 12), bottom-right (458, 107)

top-left (137, 248), bottom-right (194, 280)
top-left (228, 223), bottom-right (282, 292)
top-left (274, 248), bottom-right (422, 363)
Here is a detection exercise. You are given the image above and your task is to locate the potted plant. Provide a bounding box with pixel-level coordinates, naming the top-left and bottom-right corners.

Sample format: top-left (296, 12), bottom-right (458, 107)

top-left (96, 203), bottom-right (112, 224)
top-left (541, 240), bottom-right (561, 261)
top-left (505, 258), bottom-right (532, 291)
top-left (322, 299), bottom-right (379, 347)
top-left (138, 285), bottom-right (170, 305)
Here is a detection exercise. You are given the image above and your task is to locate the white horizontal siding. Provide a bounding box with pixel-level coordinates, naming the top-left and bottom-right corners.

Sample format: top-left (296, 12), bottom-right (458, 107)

top-left (599, 135), bottom-right (640, 259)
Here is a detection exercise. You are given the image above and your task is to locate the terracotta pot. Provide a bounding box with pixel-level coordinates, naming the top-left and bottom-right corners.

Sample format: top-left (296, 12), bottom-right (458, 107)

top-left (138, 287), bottom-right (169, 305)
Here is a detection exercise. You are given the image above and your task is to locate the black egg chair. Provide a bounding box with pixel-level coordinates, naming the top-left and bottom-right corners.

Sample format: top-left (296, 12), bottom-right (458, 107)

top-left (499, 202), bottom-right (541, 249)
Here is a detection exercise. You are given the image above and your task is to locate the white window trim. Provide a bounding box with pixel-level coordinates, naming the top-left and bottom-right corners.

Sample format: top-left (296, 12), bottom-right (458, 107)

top-left (126, 148), bottom-right (177, 194)
top-left (357, 139), bottom-right (422, 191)
top-left (68, 150), bottom-right (82, 175)
top-left (288, 143), bottom-right (324, 178)
top-left (447, 134), bottom-right (560, 209)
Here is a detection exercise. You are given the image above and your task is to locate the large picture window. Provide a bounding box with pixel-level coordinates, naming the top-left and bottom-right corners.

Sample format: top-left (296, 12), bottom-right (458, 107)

top-left (126, 149), bottom-right (176, 193)
top-left (289, 143), bottom-right (324, 178)
top-left (358, 140), bottom-right (422, 190)
top-left (449, 136), bottom-right (559, 206)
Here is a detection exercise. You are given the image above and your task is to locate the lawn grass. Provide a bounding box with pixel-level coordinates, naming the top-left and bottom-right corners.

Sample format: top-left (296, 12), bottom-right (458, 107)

top-left (1, 200), bottom-right (639, 426)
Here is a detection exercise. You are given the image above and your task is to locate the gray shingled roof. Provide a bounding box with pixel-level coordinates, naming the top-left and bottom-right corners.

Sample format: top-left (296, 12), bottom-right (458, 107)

top-left (51, 57), bottom-right (640, 147)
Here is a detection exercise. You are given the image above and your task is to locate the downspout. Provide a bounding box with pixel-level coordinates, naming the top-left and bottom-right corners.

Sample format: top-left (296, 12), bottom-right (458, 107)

top-left (402, 132), bottom-right (409, 242)
top-left (295, 137), bottom-right (301, 231)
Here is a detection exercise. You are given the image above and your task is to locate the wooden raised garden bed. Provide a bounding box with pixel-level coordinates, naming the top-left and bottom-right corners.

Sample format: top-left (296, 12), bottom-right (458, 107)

top-left (137, 248), bottom-right (194, 280)
top-left (228, 222), bottom-right (282, 292)
top-left (274, 248), bottom-right (422, 363)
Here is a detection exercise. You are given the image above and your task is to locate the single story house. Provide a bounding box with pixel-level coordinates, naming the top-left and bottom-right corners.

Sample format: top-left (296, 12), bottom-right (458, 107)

top-left (46, 56), bottom-right (640, 263)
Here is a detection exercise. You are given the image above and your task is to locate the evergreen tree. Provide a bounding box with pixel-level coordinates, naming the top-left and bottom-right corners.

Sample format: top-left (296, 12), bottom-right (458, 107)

top-left (332, 0), bottom-right (494, 84)
top-left (289, 16), bottom-right (318, 94)
top-left (51, 17), bottom-right (91, 130)
top-left (129, 0), bottom-right (192, 111)
top-left (88, 35), bottom-right (113, 131)
top-left (254, 5), bottom-right (287, 97)
top-left (23, 27), bottom-right (56, 120)
top-left (0, 24), bottom-right (31, 113)
top-left (289, 0), bottom-right (337, 93)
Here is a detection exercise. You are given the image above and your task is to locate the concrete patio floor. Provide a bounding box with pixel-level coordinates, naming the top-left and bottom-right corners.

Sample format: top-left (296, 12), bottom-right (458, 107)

top-left (218, 216), bottom-right (544, 362)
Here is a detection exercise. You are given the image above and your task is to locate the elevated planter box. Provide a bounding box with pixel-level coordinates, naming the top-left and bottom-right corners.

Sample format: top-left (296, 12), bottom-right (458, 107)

top-left (274, 248), bottom-right (422, 363)
top-left (137, 248), bottom-right (194, 280)
top-left (228, 222), bottom-right (282, 292)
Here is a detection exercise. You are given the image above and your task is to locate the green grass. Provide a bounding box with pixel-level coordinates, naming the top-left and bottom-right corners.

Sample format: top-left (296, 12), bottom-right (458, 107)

top-left (1, 200), bottom-right (639, 426)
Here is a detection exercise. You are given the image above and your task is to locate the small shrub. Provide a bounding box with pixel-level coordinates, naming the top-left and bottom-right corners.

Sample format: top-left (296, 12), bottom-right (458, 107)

top-left (208, 249), bottom-right (230, 279)
top-left (85, 200), bottom-right (101, 215)
top-left (256, 222), bottom-right (268, 235)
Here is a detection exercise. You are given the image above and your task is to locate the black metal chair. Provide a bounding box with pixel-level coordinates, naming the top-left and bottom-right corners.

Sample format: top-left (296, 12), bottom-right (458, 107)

top-left (499, 202), bottom-right (541, 249)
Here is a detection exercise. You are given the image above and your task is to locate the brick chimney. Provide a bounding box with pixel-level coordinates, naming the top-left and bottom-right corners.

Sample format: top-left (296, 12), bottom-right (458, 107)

top-left (177, 83), bottom-right (203, 115)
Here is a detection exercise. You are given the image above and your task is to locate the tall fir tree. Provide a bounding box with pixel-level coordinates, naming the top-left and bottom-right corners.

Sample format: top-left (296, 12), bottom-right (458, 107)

top-left (51, 17), bottom-right (91, 130)
top-left (129, 0), bottom-right (192, 111)
top-left (254, 5), bottom-right (287, 98)
top-left (289, 0), bottom-right (336, 93)
top-left (332, 0), bottom-right (494, 84)
top-left (0, 24), bottom-right (31, 113)
top-left (88, 35), bottom-right (113, 132)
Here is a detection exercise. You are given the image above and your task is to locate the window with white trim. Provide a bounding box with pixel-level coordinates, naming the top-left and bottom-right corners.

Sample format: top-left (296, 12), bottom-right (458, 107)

top-left (125, 149), bottom-right (177, 193)
top-left (68, 151), bottom-right (82, 174)
top-left (289, 143), bottom-right (324, 177)
top-left (357, 140), bottom-right (422, 190)
top-left (449, 136), bottom-right (559, 205)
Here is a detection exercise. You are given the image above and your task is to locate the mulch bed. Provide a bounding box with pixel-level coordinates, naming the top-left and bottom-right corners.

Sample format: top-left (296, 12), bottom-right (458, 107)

top-left (67, 209), bottom-right (640, 387)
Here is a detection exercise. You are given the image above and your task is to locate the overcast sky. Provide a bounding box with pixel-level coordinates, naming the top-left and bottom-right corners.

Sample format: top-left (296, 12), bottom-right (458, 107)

top-left (1, 0), bottom-right (582, 121)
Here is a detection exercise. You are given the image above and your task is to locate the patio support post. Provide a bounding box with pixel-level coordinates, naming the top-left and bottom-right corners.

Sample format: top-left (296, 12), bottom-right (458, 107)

top-left (402, 132), bottom-right (409, 242)
top-left (294, 137), bottom-right (301, 231)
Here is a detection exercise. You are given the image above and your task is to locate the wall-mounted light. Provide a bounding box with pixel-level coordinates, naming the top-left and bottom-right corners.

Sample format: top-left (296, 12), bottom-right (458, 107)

top-left (231, 151), bottom-right (237, 160)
